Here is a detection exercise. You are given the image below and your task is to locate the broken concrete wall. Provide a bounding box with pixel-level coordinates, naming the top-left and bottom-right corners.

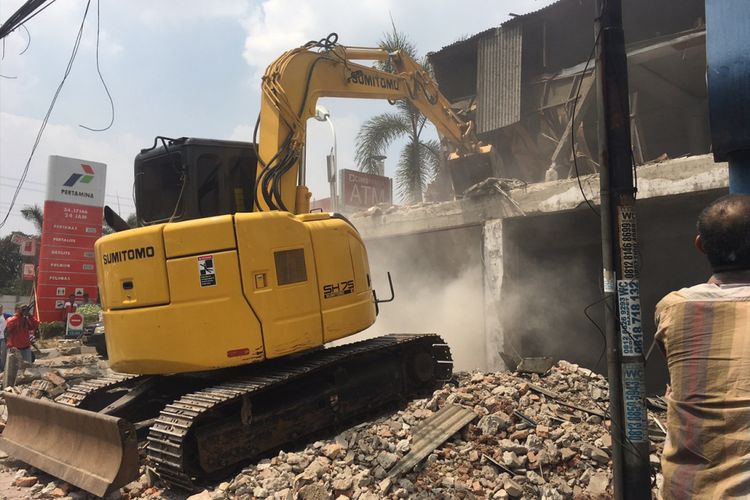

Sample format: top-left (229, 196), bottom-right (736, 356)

top-left (499, 189), bottom-right (724, 393)
top-left (351, 226), bottom-right (487, 372)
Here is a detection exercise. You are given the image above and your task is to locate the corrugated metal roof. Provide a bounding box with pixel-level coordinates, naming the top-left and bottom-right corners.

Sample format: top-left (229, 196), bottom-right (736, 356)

top-left (431, 0), bottom-right (563, 56)
top-left (434, 27), bottom-right (497, 54)
top-left (500, 0), bottom-right (566, 26)
top-left (476, 23), bottom-right (523, 133)
top-left (387, 404), bottom-right (476, 478)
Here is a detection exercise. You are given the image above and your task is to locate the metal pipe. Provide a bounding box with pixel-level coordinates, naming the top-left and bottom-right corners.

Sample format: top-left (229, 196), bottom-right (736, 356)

top-left (728, 152), bottom-right (750, 194)
top-left (325, 117), bottom-right (338, 211)
top-left (595, 0), bottom-right (651, 498)
top-left (595, 14), bottom-right (626, 499)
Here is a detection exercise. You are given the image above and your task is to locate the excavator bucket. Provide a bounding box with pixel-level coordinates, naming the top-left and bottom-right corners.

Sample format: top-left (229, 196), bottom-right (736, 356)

top-left (448, 144), bottom-right (503, 196)
top-left (0, 393), bottom-right (139, 497)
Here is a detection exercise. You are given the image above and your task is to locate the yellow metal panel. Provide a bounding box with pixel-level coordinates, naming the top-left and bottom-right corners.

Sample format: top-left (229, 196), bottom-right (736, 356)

top-left (163, 215), bottom-right (236, 258)
top-left (95, 225), bottom-right (170, 310)
top-left (305, 217), bottom-right (376, 343)
top-left (235, 212), bottom-right (323, 358)
top-left (105, 250), bottom-right (264, 374)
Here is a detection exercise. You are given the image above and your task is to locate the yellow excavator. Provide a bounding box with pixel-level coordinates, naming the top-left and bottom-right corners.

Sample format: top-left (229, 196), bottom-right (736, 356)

top-left (0, 34), bottom-right (496, 496)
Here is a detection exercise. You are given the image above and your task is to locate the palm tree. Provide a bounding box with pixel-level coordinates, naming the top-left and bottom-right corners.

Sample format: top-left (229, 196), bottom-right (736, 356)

top-left (20, 204), bottom-right (44, 234)
top-left (354, 28), bottom-right (440, 204)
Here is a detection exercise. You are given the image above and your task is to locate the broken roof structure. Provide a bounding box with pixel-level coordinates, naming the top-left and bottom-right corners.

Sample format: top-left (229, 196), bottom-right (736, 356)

top-left (352, 0), bottom-right (723, 395)
top-left (428, 0), bottom-right (707, 189)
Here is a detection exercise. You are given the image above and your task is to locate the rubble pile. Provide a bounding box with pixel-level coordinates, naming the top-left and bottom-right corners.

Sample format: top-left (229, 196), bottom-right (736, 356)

top-left (0, 354), bottom-right (664, 499)
top-left (202, 361), bottom-right (663, 500)
top-left (8, 347), bottom-right (108, 401)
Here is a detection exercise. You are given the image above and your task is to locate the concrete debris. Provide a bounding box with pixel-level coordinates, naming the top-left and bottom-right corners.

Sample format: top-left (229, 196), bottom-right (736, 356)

top-left (184, 360), bottom-right (663, 499)
top-left (0, 350), bottom-right (665, 499)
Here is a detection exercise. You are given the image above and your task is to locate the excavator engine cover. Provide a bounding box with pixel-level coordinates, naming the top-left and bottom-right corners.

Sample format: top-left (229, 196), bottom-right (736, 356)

top-left (0, 393), bottom-right (139, 497)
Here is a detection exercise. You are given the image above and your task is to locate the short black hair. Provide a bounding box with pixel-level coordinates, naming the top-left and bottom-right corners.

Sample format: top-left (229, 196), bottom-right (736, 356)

top-left (697, 194), bottom-right (750, 272)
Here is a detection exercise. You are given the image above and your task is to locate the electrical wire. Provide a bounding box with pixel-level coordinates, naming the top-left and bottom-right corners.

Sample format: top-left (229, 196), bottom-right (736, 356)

top-left (79, 0), bottom-right (114, 132)
top-left (584, 296), bottom-right (608, 373)
top-left (0, 0), bottom-right (55, 40)
top-left (571, 26), bottom-right (602, 217)
top-left (0, 0), bottom-right (91, 230)
top-left (19, 25), bottom-right (30, 55)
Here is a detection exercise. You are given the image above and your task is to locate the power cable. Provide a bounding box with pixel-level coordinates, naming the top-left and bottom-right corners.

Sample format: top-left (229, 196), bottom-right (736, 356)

top-left (0, 0), bottom-right (54, 40)
top-left (0, 0), bottom-right (92, 230)
top-left (79, 0), bottom-right (114, 132)
top-left (19, 25), bottom-right (30, 55)
top-left (571, 26), bottom-right (602, 217)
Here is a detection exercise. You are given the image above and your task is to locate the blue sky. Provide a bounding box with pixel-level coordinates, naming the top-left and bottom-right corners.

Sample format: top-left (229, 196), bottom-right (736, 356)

top-left (0, 0), bottom-right (555, 235)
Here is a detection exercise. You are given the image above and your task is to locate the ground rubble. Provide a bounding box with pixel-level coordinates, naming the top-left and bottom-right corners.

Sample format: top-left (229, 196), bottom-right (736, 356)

top-left (0, 352), bottom-right (665, 500)
top-left (187, 361), bottom-right (664, 500)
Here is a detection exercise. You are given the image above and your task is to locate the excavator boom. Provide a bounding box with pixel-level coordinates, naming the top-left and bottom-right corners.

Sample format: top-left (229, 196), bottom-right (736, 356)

top-left (256, 33), bottom-right (497, 213)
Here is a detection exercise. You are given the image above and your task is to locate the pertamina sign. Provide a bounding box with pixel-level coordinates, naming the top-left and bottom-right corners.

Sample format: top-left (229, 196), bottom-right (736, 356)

top-left (340, 169), bottom-right (393, 209)
top-left (36, 156), bottom-right (107, 322)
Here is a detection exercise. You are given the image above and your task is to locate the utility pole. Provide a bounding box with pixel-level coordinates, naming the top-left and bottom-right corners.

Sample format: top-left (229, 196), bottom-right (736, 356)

top-left (595, 0), bottom-right (651, 498)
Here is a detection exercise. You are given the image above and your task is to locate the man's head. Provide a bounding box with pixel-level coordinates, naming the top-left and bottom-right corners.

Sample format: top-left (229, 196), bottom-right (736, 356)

top-left (696, 194), bottom-right (750, 272)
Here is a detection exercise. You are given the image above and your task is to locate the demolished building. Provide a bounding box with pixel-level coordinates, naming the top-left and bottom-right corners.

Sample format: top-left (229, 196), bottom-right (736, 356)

top-left (352, 0), bottom-right (719, 394)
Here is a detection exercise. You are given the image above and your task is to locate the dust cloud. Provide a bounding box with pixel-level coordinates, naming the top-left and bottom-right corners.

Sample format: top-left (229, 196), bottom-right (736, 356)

top-left (338, 226), bottom-right (488, 372)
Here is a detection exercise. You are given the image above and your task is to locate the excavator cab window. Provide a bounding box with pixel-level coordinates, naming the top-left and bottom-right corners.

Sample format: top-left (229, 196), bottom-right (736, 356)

top-left (196, 154), bottom-right (221, 216)
top-left (227, 155), bottom-right (255, 213)
top-left (136, 151), bottom-right (185, 223)
top-left (135, 137), bottom-right (258, 225)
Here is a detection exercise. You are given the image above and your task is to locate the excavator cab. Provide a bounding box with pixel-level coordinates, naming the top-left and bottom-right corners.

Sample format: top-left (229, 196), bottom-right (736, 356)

top-left (134, 137), bottom-right (258, 226)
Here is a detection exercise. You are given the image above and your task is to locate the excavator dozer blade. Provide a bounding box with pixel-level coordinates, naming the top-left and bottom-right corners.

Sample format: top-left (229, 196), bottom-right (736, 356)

top-left (0, 392), bottom-right (139, 497)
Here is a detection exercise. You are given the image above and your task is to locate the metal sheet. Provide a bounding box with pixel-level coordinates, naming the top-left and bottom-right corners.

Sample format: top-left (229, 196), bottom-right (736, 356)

top-left (477, 24), bottom-right (523, 133)
top-left (388, 404), bottom-right (476, 478)
top-left (706, 0), bottom-right (750, 161)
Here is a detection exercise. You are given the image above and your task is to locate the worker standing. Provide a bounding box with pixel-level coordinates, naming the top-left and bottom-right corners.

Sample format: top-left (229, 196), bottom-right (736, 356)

top-left (655, 194), bottom-right (750, 499)
top-left (5, 305), bottom-right (39, 365)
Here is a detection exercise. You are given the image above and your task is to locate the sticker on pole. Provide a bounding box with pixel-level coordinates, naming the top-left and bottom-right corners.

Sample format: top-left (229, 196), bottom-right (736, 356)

top-left (198, 255), bottom-right (216, 287)
top-left (617, 279), bottom-right (643, 356)
top-left (622, 362), bottom-right (648, 443)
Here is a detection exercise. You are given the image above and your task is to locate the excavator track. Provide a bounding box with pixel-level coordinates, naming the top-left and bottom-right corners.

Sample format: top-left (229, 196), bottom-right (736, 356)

top-left (147, 334), bottom-right (452, 491)
top-left (55, 373), bottom-right (143, 409)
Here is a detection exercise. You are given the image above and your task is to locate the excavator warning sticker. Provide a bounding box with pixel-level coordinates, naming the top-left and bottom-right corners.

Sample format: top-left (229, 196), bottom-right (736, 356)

top-left (198, 255), bottom-right (216, 287)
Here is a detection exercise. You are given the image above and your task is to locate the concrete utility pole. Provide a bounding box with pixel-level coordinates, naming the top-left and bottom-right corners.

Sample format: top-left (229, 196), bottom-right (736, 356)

top-left (594, 0), bottom-right (651, 498)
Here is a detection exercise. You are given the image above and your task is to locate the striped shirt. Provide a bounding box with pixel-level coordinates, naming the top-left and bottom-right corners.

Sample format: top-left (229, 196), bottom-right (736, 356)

top-left (655, 282), bottom-right (750, 499)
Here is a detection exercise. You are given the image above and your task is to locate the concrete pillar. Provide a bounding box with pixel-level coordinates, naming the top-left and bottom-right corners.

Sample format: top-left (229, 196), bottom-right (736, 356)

top-left (483, 219), bottom-right (505, 371)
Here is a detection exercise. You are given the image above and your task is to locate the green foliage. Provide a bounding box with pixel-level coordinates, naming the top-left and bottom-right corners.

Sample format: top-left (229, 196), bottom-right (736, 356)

top-left (20, 204), bottom-right (44, 235)
top-left (354, 26), bottom-right (440, 203)
top-left (76, 303), bottom-right (102, 325)
top-left (0, 235), bottom-right (23, 294)
top-left (38, 321), bottom-right (65, 340)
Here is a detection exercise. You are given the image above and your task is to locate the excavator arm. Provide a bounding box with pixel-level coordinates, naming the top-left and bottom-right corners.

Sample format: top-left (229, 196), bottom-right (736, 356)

top-left (256, 34), bottom-right (492, 213)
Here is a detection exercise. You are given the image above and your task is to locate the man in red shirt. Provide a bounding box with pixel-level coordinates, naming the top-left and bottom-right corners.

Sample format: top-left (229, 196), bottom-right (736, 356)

top-left (5, 305), bottom-right (39, 364)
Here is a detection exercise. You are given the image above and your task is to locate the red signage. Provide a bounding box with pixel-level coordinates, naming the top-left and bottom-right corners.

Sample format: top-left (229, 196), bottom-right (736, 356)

top-left (36, 156), bottom-right (107, 322)
top-left (19, 239), bottom-right (36, 256)
top-left (340, 169), bottom-right (393, 209)
top-left (22, 264), bottom-right (35, 281)
top-left (68, 313), bottom-right (83, 328)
